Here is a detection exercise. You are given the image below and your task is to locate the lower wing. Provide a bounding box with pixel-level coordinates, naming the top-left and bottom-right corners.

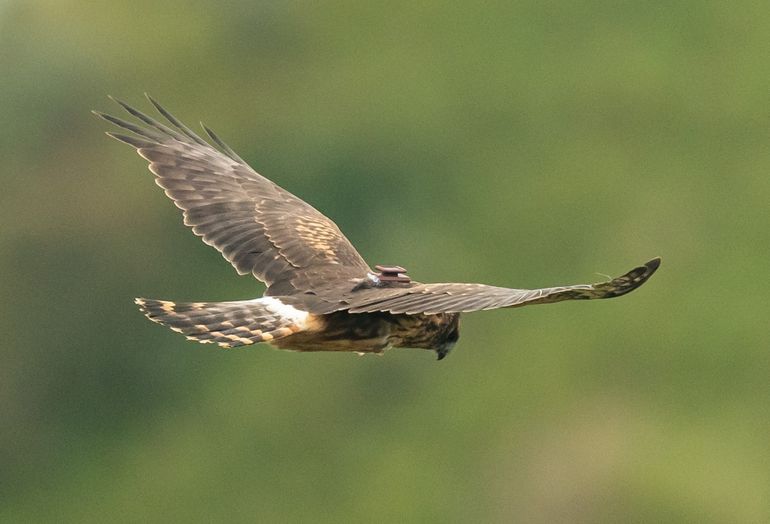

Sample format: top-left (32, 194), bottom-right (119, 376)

top-left (345, 258), bottom-right (661, 315)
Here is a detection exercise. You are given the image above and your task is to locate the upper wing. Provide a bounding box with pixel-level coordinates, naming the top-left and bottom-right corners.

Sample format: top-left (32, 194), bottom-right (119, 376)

top-left (95, 95), bottom-right (371, 296)
top-left (342, 258), bottom-right (661, 314)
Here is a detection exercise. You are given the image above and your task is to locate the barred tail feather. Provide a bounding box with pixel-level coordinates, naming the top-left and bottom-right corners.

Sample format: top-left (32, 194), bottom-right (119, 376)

top-left (135, 297), bottom-right (311, 348)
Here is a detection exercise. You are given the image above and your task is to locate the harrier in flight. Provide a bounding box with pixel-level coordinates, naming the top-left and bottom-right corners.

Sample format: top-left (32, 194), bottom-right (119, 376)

top-left (96, 96), bottom-right (660, 360)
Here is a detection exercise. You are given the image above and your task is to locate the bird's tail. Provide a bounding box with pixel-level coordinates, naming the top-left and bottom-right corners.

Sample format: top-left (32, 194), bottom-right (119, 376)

top-left (135, 296), bottom-right (312, 348)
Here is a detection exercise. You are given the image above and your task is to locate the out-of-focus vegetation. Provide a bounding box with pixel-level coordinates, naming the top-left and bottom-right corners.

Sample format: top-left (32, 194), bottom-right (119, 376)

top-left (1, 1), bottom-right (769, 522)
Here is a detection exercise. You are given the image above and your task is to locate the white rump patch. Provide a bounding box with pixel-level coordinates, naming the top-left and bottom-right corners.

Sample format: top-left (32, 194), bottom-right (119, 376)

top-left (256, 297), bottom-right (310, 328)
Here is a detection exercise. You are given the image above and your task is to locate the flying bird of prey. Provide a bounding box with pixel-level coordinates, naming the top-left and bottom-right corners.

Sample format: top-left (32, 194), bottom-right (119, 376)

top-left (95, 96), bottom-right (660, 360)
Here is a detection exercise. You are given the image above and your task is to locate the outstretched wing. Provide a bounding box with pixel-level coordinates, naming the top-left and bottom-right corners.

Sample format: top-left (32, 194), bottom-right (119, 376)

top-left (343, 258), bottom-right (660, 314)
top-left (95, 95), bottom-right (371, 296)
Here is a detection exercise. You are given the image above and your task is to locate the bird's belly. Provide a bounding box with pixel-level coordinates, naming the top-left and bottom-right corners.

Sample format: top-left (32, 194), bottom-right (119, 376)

top-left (271, 311), bottom-right (392, 354)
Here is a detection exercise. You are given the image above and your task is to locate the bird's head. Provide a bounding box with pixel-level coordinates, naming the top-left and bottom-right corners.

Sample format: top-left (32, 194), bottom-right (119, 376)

top-left (435, 314), bottom-right (460, 360)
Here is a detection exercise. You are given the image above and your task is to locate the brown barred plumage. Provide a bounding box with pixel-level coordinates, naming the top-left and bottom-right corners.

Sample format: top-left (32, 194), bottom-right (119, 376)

top-left (97, 95), bottom-right (660, 360)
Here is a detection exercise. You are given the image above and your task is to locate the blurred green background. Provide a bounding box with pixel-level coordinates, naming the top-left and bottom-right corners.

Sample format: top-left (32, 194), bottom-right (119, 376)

top-left (2, 1), bottom-right (769, 522)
